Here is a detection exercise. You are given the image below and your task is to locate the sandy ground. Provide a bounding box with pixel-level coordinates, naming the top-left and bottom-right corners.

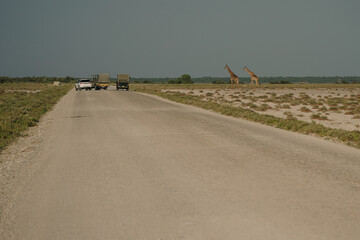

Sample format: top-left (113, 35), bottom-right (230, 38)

top-left (163, 87), bottom-right (360, 131)
top-left (1, 86), bottom-right (360, 239)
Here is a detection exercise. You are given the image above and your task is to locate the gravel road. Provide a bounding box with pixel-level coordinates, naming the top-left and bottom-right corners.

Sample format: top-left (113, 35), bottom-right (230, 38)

top-left (1, 86), bottom-right (360, 240)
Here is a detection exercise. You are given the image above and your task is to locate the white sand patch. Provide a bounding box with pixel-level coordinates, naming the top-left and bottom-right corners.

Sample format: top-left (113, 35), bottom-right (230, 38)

top-left (162, 87), bottom-right (360, 131)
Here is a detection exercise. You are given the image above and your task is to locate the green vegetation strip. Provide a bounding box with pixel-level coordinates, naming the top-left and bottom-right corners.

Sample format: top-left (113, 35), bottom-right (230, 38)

top-left (0, 83), bottom-right (73, 151)
top-left (133, 85), bottom-right (360, 149)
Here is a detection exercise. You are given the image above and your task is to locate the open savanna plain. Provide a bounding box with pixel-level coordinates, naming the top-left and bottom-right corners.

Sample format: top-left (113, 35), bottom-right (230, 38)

top-left (0, 83), bottom-right (73, 151)
top-left (1, 83), bottom-right (360, 239)
top-left (133, 84), bottom-right (360, 148)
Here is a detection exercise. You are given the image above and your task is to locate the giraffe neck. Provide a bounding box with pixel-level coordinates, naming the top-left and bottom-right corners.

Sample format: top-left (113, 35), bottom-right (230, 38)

top-left (244, 67), bottom-right (254, 76)
top-left (226, 66), bottom-right (235, 76)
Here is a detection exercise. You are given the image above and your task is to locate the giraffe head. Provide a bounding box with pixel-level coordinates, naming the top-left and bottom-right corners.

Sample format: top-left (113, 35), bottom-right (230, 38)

top-left (243, 66), bottom-right (247, 71)
top-left (224, 65), bottom-right (228, 69)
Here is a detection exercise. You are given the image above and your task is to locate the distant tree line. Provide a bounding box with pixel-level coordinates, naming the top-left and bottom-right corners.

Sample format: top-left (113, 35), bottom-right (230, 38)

top-left (269, 80), bottom-right (291, 84)
top-left (212, 79), bottom-right (229, 84)
top-left (0, 76), bottom-right (75, 84)
top-left (132, 79), bottom-right (153, 84)
top-left (131, 74), bottom-right (194, 84)
top-left (262, 76), bottom-right (360, 84)
top-left (6, 75), bottom-right (358, 84)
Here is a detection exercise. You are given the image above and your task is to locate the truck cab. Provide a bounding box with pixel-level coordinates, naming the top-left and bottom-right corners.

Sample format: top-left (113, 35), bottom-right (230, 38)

top-left (116, 74), bottom-right (130, 91)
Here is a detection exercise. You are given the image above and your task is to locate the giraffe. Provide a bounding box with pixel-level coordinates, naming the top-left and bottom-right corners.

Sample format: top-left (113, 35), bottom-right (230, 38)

top-left (243, 66), bottom-right (260, 87)
top-left (224, 65), bottom-right (239, 87)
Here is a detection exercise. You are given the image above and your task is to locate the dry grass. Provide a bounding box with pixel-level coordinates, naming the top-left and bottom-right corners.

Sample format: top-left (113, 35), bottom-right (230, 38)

top-left (0, 83), bottom-right (72, 151)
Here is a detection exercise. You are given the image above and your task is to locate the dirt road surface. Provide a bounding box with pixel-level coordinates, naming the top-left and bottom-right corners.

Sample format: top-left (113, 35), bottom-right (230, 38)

top-left (1, 87), bottom-right (360, 240)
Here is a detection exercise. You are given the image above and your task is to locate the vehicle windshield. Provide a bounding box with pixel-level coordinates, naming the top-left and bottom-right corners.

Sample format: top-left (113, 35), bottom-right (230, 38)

top-left (80, 80), bottom-right (90, 83)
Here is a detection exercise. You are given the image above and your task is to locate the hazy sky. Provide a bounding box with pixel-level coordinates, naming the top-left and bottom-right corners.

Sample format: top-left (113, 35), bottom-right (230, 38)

top-left (1, 0), bottom-right (359, 78)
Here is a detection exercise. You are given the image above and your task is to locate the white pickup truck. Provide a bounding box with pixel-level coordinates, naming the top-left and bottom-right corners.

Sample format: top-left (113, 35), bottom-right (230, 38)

top-left (75, 79), bottom-right (93, 91)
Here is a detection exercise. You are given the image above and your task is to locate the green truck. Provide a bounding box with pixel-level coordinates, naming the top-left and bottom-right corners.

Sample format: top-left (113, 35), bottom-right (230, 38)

top-left (116, 74), bottom-right (130, 91)
top-left (92, 73), bottom-right (110, 90)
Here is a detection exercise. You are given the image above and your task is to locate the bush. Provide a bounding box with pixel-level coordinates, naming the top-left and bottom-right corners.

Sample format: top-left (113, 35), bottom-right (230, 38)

top-left (167, 74), bottom-right (193, 84)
